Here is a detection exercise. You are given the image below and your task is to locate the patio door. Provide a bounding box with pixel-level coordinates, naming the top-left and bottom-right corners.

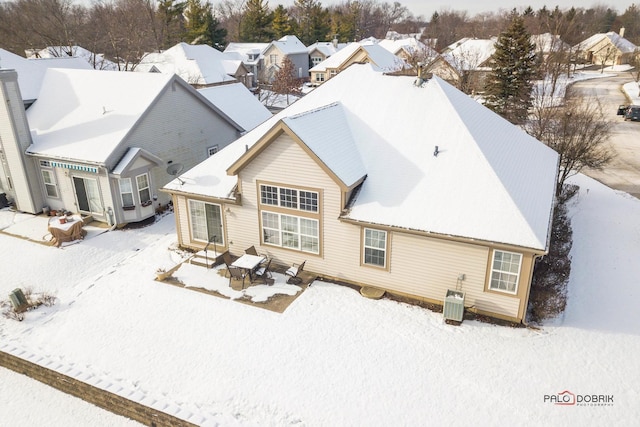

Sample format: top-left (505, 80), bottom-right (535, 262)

top-left (73, 176), bottom-right (103, 214)
top-left (188, 200), bottom-right (224, 245)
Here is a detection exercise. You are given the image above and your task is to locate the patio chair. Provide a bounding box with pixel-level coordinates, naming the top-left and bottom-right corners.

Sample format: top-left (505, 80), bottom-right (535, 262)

top-left (221, 251), bottom-right (233, 277)
top-left (245, 245), bottom-right (259, 256)
top-left (254, 259), bottom-right (273, 285)
top-left (228, 266), bottom-right (247, 289)
top-left (285, 260), bottom-right (305, 284)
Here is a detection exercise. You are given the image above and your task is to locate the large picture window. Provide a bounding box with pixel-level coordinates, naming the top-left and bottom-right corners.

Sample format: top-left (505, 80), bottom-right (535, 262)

top-left (363, 228), bottom-right (387, 268)
top-left (262, 211), bottom-right (319, 253)
top-left (489, 250), bottom-right (522, 294)
top-left (41, 169), bottom-right (58, 198)
top-left (189, 200), bottom-right (224, 244)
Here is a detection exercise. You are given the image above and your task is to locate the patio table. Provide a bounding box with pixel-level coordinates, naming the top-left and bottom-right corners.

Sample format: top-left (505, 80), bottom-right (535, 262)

top-left (231, 253), bottom-right (266, 282)
top-left (48, 215), bottom-right (86, 247)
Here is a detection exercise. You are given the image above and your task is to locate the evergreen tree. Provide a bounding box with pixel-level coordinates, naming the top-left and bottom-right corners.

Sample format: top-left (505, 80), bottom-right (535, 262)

top-left (293, 0), bottom-right (330, 45)
top-left (272, 4), bottom-right (294, 39)
top-left (182, 0), bottom-right (226, 49)
top-left (240, 0), bottom-right (273, 42)
top-left (157, 0), bottom-right (186, 49)
top-left (484, 13), bottom-right (537, 125)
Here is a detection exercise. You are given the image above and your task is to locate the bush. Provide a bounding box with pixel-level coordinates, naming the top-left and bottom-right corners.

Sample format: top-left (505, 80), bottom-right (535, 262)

top-left (527, 184), bottom-right (577, 324)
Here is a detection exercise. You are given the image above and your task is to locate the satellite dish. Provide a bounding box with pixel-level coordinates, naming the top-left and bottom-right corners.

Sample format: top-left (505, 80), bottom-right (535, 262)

top-left (166, 163), bottom-right (185, 184)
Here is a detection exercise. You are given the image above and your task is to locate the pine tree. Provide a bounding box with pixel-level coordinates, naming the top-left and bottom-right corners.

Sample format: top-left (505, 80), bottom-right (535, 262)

top-left (182, 0), bottom-right (226, 49)
top-left (484, 13), bottom-right (537, 125)
top-left (272, 4), bottom-right (294, 39)
top-left (240, 0), bottom-right (273, 42)
top-left (293, 0), bottom-right (330, 45)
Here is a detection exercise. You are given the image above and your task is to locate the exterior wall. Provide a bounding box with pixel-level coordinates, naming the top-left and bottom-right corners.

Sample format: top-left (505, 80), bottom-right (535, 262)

top-left (106, 81), bottom-right (241, 224)
top-left (214, 132), bottom-right (530, 321)
top-left (0, 70), bottom-right (44, 213)
top-left (585, 39), bottom-right (626, 65)
top-left (262, 46), bottom-right (310, 81)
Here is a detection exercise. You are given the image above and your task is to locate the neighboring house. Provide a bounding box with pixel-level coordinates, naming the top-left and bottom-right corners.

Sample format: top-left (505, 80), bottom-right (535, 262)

top-left (25, 45), bottom-right (118, 70)
top-left (262, 35), bottom-right (309, 82)
top-left (309, 41), bottom-right (408, 86)
top-left (574, 29), bottom-right (637, 66)
top-left (307, 39), bottom-right (348, 68)
top-left (198, 82), bottom-right (272, 132)
top-left (0, 67), bottom-right (248, 226)
top-left (162, 64), bottom-right (559, 323)
top-left (223, 42), bottom-right (270, 88)
top-left (136, 43), bottom-right (239, 88)
top-left (430, 37), bottom-right (497, 93)
top-left (531, 33), bottom-right (571, 62)
top-left (378, 37), bottom-right (437, 64)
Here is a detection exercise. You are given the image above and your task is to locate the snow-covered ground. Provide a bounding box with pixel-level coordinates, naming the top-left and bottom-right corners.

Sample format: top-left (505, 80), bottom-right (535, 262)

top-left (1, 67), bottom-right (639, 425)
top-left (1, 171), bottom-right (639, 426)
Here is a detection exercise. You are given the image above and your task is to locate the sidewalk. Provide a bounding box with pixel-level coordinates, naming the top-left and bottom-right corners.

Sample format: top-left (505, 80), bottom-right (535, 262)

top-left (0, 208), bottom-right (109, 247)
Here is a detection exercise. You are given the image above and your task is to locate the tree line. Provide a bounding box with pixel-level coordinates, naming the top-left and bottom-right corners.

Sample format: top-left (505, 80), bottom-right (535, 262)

top-left (1, 0), bottom-right (638, 70)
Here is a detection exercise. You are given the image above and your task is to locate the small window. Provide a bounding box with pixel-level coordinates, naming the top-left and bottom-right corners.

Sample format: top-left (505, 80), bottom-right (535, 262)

top-left (41, 169), bottom-right (58, 198)
top-left (299, 191), bottom-right (318, 212)
top-left (260, 185), bottom-right (278, 206)
top-left (363, 228), bottom-right (387, 268)
top-left (136, 173), bottom-right (151, 204)
top-left (207, 145), bottom-right (219, 157)
top-left (315, 73), bottom-right (325, 82)
top-left (39, 160), bottom-right (51, 167)
top-left (269, 54), bottom-right (278, 64)
top-left (279, 187), bottom-right (297, 209)
top-left (119, 178), bottom-right (134, 207)
top-left (489, 250), bottom-right (522, 294)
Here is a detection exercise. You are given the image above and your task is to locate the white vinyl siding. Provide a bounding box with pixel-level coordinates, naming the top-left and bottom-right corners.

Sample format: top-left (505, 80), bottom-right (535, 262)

top-left (489, 250), bottom-right (522, 294)
top-left (41, 169), bottom-right (58, 198)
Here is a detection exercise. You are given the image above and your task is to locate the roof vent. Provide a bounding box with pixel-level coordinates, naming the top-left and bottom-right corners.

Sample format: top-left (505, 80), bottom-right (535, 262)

top-left (433, 146), bottom-right (439, 157)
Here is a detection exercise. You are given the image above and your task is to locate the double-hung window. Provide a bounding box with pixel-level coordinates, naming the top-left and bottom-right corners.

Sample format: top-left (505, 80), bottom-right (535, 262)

top-left (41, 169), bottom-right (59, 198)
top-left (363, 228), bottom-right (387, 268)
top-left (489, 250), bottom-right (522, 294)
top-left (259, 184), bottom-right (320, 254)
top-left (136, 173), bottom-right (151, 205)
top-left (119, 178), bottom-right (134, 207)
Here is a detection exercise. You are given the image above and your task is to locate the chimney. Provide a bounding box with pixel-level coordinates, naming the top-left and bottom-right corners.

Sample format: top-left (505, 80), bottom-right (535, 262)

top-left (332, 35), bottom-right (338, 48)
top-left (620, 27), bottom-right (625, 38)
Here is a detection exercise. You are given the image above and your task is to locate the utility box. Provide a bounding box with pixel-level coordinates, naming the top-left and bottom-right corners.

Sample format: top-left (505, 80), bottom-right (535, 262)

top-left (443, 289), bottom-right (465, 322)
top-left (9, 288), bottom-right (29, 312)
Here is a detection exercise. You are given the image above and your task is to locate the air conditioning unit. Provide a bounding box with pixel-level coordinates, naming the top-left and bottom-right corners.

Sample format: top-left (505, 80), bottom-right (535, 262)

top-left (443, 289), bottom-right (465, 322)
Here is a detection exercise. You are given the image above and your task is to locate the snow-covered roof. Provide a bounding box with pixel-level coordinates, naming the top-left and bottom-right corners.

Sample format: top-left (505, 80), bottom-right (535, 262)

top-left (25, 45), bottom-right (118, 70)
top-left (441, 38), bottom-right (497, 70)
top-left (165, 64), bottom-right (558, 250)
top-left (575, 31), bottom-right (637, 53)
top-left (26, 69), bottom-right (175, 164)
top-left (268, 35), bottom-right (307, 55)
top-left (30, 56), bottom-right (93, 71)
top-left (137, 43), bottom-right (236, 85)
top-left (378, 37), bottom-right (429, 56)
top-left (198, 83), bottom-right (271, 131)
top-left (310, 42), bottom-right (408, 73)
top-left (307, 41), bottom-right (348, 57)
top-left (0, 48), bottom-right (46, 102)
top-left (531, 33), bottom-right (570, 53)
top-left (223, 43), bottom-right (269, 64)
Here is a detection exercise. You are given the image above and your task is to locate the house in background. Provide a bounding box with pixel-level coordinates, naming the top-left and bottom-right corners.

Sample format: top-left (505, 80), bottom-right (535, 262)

top-left (223, 42), bottom-right (269, 88)
top-left (378, 37), bottom-right (437, 64)
top-left (262, 35), bottom-right (309, 82)
top-left (0, 67), bottom-right (249, 226)
top-left (309, 41), bottom-right (408, 86)
top-left (163, 64), bottom-right (559, 323)
top-left (25, 45), bottom-right (118, 70)
top-left (429, 37), bottom-right (497, 93)
top-left (531, 33), bottom-right (571, 63)
top-left (136, 43), bottom-right (243, 88)
top-left (574, 29), bottom-right (637, 66)
top-left (307, 39), bottom-right (348, 68)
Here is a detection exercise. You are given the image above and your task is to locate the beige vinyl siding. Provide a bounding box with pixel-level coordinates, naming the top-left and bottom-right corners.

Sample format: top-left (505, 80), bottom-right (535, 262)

top-left (228, 133), bottom-right (523, 318)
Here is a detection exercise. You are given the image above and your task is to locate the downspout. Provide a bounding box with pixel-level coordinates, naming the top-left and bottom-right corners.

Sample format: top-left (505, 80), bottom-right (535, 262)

top-left (103, 166), bottom-right (115, 228)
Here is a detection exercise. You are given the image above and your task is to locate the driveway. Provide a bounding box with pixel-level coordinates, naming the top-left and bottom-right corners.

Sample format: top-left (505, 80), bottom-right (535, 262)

top-left (568, 71), bottom-right (640, 198)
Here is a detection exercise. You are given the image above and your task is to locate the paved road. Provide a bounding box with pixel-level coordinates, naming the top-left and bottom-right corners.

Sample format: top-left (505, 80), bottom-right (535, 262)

top-left (568, 72), bottom-right (640, 198)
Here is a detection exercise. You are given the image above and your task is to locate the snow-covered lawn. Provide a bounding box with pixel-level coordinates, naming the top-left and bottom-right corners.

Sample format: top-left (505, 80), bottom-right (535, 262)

top-left (1, 172), bottom-right (639, 426)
